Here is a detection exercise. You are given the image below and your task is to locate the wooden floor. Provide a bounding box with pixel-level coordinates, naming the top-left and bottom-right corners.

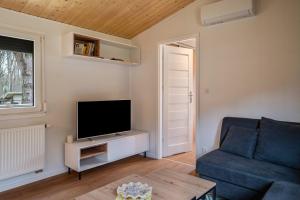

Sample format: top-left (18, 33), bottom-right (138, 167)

top-left (166, 151), bottom-right (196, 166)
top-left (0, 156), bottom-right (195, 200)
top-left (165, 140), bottom-right (196, 166)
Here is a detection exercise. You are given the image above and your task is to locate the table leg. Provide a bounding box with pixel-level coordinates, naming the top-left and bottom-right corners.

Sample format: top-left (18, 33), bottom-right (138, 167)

top-left (212, 186), bottom-right (216, 200)
top-left (78, 172), bottom-right (81, 180)
top-left (197, 187), bottom-right (216, 200)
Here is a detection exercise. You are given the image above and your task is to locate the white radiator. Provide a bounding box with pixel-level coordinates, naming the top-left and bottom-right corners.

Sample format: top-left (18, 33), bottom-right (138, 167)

top-left (0, 125), bottom-right (45, 180)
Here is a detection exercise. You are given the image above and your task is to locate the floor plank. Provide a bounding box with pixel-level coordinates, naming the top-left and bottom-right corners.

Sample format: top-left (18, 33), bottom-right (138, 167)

top-left (0, 156), bottom-right (196, 200)
top-left (166, 151), bottom-right (196, 166)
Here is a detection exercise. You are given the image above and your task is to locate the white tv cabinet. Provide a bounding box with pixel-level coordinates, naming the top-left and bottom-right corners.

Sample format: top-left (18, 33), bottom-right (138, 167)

top-left (65, 130), bottom-right (149, 179)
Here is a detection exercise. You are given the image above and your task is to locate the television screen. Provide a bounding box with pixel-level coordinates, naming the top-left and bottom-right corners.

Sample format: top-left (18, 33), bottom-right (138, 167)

top-left (77, 100), bottom-right (131, 139)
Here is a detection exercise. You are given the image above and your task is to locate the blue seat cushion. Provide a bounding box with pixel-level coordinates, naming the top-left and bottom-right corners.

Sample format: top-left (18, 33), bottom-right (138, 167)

top-left (254, 117), bottom-right (300, 169)
top-left (220, 126), bottom-right (258, 158)
top-left (262, 181), bottom-right (300, 200)
top-left (201, 175), bottom-right (260, 200)
top-left (196, 150), bottom-right (300, 191)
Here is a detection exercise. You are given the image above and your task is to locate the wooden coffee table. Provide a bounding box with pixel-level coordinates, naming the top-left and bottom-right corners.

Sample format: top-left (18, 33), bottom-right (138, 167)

top-left (75, 169), bottom-right (216, 200)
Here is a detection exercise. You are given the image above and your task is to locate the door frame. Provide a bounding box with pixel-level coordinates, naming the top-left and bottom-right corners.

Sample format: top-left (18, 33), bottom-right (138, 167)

top-left (162, 45), bottom-right (194, 157)
top-left (157, 33), bottom-right (200, 159)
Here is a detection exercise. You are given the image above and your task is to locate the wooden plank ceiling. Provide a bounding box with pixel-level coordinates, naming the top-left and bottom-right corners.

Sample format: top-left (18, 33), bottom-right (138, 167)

top-left (0, 0), bottom-right (194, 39)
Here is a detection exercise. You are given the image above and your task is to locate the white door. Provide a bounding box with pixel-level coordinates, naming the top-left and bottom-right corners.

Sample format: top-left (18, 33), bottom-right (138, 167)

top-left (162, 45), bottom-right (194, 157)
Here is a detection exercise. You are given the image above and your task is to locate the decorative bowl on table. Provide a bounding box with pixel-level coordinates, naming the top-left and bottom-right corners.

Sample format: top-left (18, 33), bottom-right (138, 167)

top-left (116, 182), bottom-right (152, 200)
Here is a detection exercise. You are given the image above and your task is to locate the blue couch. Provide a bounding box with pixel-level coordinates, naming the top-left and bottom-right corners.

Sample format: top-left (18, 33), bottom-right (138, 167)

top-left (196, 117), bottom-right (300, 200)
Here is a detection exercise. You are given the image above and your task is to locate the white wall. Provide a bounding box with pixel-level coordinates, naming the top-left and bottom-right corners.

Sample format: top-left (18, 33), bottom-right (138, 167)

top-left (1, 0), bottom-right (300, 192)
top-left (130, 0), bottom-right (300, 158)
top-left (0, 8), bottom-right (132, 191)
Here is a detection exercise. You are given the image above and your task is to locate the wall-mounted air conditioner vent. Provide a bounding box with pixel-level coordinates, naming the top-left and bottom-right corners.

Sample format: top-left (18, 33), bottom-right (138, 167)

top-left (201, 0), bottom-right (255, 26)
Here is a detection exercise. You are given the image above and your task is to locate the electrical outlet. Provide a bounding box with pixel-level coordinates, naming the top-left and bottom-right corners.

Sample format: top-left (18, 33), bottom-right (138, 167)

top-left (201, 147), bottom-right (207, 154)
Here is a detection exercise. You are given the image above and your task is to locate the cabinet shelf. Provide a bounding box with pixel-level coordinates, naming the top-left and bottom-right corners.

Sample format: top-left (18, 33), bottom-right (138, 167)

top-left (80, 156), bottom-right (107, 171)
top-left (80, 144), bottom-right (107, 159)
top-left (81, 151), bottom-right (106, 160)
top-left (62, 32), bottom-right (140, 66)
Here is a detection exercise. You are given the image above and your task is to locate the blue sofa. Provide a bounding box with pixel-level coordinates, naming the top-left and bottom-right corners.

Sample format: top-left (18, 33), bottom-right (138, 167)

top-left (196, 117), bottom-right (300, 200)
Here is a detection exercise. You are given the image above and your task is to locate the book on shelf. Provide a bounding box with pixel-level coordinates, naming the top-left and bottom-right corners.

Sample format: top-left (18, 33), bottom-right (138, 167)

top-left (86, 43), bottom-right (95, 56)
top-left (74, 41), bottom-right (96, 56)
top-left (74, 42), bottom-right (85, 55)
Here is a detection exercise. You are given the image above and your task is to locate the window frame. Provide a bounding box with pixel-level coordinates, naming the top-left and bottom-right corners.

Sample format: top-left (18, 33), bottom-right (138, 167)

top-left (0, 26), bottom-right (45, 116)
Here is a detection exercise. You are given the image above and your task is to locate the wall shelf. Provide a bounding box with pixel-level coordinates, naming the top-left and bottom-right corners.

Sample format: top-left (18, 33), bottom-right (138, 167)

top-left (65, 54), bottom-right (140, 66)
top-left (62, 32), bottom-right (140, 66)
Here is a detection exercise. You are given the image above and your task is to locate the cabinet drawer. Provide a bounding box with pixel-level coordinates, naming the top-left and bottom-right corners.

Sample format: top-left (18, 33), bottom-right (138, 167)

top-left (108, 134), bottom-right (149, 161)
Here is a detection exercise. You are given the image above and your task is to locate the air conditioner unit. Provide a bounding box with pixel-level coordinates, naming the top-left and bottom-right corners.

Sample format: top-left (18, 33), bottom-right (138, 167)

top-left (201, 0), bottom-right (255, 26)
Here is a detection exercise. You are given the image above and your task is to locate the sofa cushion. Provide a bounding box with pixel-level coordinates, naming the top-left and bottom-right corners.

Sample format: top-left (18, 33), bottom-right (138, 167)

top-left (220, 117), bottom-right (259, 145)
top-left (254, 117), bottom-right (300, 169)
top-left (201, 175), bottom-right (260, 200)
top-left (220, 126), bottom-right (258, 158)
top-left (196, 150), bottom-right (300, 191)
top-left (262, 181), bottom-right (300, 200)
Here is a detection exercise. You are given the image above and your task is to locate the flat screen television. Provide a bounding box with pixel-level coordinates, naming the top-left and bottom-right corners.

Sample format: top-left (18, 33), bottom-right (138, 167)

top-left (77, 100), bottom-right (131, 140)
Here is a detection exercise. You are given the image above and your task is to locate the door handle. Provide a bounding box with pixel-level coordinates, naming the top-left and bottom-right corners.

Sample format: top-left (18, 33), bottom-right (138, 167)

top-left (189, 91), bottom-right (193, 103)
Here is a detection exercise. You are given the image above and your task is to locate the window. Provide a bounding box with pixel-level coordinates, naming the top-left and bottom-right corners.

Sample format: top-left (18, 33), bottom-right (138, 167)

top-left (0, 27), bottom-right (44, 115)
top-left (0, 36), bottom-right (34, 107)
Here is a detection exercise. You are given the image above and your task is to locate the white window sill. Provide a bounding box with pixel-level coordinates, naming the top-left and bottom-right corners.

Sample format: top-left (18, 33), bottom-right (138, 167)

top-left (0, 111), bottom-right (46, 121)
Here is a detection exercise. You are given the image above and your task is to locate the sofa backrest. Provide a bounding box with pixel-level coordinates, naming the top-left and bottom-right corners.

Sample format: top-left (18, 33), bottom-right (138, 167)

top-left (254, 117), bottom-right (300, 169)
top-left (266, 118), bottom-right (300, 126)
top-left (220, 117), bottom-right (300, 145)
top-left (220, 117), bottom-right (260, 145)
top-left (220, 117), bottom-right (300, 169)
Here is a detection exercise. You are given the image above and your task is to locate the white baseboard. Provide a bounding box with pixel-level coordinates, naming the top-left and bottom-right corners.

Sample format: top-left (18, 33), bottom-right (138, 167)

top-left (0, 167), bottom-right (67, 192)
top-left (145, 151), bottom-right (157, 159)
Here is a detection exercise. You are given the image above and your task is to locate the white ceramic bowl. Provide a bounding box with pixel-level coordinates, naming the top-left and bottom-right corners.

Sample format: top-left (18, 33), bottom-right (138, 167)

top-left (117, 182), bottom-right (152, 200)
